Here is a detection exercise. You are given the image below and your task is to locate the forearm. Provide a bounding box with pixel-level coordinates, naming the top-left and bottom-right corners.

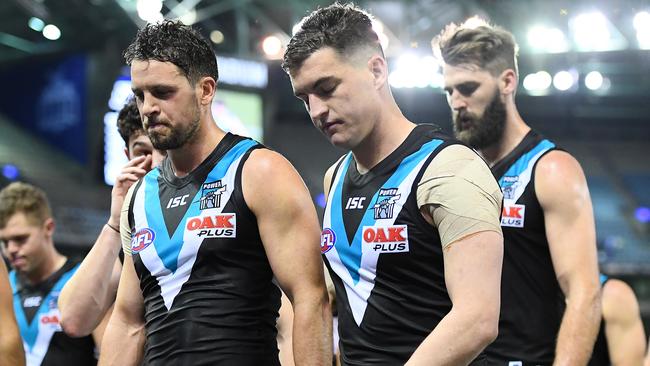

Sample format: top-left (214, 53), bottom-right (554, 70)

top-left (98, 316), bottom-right (145, 366)
top-left (405, 308), bottom-right (497, 365)
top-left (291, 293), bottom-right (332, 366)
top-left (0, 325), bottom-right (25, 366)
top-left (59, 225), bottom-right (122, 336)
top-left (554, 289), bottom-right (601, 366)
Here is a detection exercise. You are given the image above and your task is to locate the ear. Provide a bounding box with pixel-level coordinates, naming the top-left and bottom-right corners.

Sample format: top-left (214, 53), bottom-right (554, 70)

top-left (499, 69), bottom-right (518, 95)
top-left (197, 77), bottom-right (217, 106)
top-left (43, 218), bottom-right (55, 238)
top-left (123, 147), bottom-right (130, 160)
top-left (367, 55), bottom-right (388, 90)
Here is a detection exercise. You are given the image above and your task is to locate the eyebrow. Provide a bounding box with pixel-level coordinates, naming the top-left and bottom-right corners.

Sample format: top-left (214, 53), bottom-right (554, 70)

top-left (444, 80), bottom-right (479, 92)
top-left (294, 76), bottom-right (339, 97)
top-left (131, 141), bottom-right (150, 149)
top-left (131, 82), bottom-right (176, 94)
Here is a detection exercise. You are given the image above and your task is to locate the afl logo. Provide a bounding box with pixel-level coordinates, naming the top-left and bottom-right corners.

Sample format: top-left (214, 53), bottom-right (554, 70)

top-left (321, 228), bottom-right (336, 254)
top-left (131, 228), bottom-right (155, 253)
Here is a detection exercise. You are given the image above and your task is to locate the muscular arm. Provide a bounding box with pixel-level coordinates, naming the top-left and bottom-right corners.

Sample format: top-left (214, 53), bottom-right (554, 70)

top-left (0, 259), bottom-right (25, 366)
top-left (59, 155), bottom-right (150, 337)
top-left (244, 149), bottom-right (332, 366)
top-left (58, 229), bottom-right (122, 337)
top-left (602, 279), bottom-right (646, 366)
top-left (98, 254), bottom-right (145, 366)
top-left (407, 145), bottom-right (503, 365)
top-left (536, 151), bottom-right (601, 366)
top-left (406, 231), bottom-right (503, 365)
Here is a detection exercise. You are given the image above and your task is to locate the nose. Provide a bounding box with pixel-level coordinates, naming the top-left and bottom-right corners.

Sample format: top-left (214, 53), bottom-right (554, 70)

top-left (449, 92), bottom-right (467, 111)
top-left (140, 94), bottom-right (160, 119)
top-left (308, 95), bottom-right (328, 123)
top-left (4, 240), bottom-right (19, 256)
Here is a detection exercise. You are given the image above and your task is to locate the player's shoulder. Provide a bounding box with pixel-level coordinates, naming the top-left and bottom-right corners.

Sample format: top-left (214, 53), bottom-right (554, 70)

top-left (435, 143), bottom-right (481, 160)
top-left (534, 148), bottom-right (592, 213)
top-left (426, 143), bottom-right (493, 181)
top-left (535, 149), bottom-right (584, 177)
top-left (603, 279), bottom-right (636, 306)
top-left (245, 148), bottom-right (295, 176)
top-left (242, 148), bottom-right (304, 196)
top-left (602, 278), bottom-right (639, 321)
top-left (534, 149), bottom-right (588, 200)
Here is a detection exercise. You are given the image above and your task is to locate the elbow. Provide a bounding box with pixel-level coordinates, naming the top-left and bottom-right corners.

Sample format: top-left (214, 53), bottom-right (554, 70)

top-left (566, 279), bottom-right (602, 316)
top-left (59, 315), bottom-right (92, 338)
top-left (466, 307), bottom-right (499, 349)
top-left (475, 315), bottom-right (499, 347)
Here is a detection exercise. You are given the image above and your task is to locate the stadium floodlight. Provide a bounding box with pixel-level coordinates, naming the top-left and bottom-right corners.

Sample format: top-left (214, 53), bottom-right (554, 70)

top-left (528, 25), bottom-right (569, 53)
top-left (137, 0), bottom-right (164, 23)
top-left (523, 71), bottom-right (552, 92)
top-left (584, 71), bottom-right (604, 90)
top-left (262, 35), bottom-right (283, 59)
top-left (42, 24), bottom-right (61, 40)
top-left (571, 12), bottom-right (611, 51)
top-left (553, 70), bottom-right (575, 91)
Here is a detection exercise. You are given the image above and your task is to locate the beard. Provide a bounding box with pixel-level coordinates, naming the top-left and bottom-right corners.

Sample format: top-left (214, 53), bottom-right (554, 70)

top-left (453, 89), bottom-right (507, 149)
top-left (146, 100), bottom-right (201, 150)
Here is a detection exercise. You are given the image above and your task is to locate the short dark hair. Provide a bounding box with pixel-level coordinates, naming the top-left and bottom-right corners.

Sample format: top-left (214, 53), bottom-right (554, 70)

top-left (433, 18), bottom-right (519, 77)
top-left (282, 2), bottom-right (383, 74)
top-left (0, 182), bottom-right (51, 228)
top-left (116, 97), bottom-right (142, 147)
top-left (124, 20), bottom-right (218, 84)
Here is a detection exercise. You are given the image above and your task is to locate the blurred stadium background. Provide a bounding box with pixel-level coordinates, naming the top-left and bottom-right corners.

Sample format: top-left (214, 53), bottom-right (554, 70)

top-left (1, 0), bottom-right (649, 324)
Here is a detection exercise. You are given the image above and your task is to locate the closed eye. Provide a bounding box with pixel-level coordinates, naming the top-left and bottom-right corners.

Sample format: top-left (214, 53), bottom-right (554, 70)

top-left (456, 82), bottom-right (479, 96)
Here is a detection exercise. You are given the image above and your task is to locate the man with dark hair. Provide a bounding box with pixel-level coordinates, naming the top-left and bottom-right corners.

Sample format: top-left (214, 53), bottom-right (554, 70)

top-left (0, 182), bottom-right (97, 365)
top-left (100, 20), bottom-right (331, 365)
top-left (434, 18), bottom-right (602, 365)
top-left (284, 4), bottom-right (504, 365)
top-left (58, 98), bottom-right (165, 338)
top-left (0, 258), bottom-right (25, 366)
top-left (116, 98), bottom-right (165, 162)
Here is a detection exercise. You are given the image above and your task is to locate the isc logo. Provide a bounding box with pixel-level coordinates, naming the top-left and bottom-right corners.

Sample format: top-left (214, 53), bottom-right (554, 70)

top-left (362, 225), bottom-right (409, 253)
top-left (166, 194), bottom-right (189, 209)
top-left (186, 214), bottom-right (236, 238)
top-left (131, 228), bottom-right (156, 253)
top-left (501, 204), bottom-right (525, 228)
top-left (345, 197), bottom-right (366, 209)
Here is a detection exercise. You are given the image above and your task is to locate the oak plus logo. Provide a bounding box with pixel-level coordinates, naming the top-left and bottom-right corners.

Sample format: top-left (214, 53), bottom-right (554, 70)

top-left (501, 203), bottom-right (525, 228)
top-left (186, 214), bottom-right (236, 238)
top-left (362, 225), bottom-right (409, 253)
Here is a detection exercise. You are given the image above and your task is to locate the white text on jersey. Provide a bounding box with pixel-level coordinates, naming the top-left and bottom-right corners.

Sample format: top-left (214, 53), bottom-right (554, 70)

top-left (167, 194), bottom-right (190, 209)
top-left (345, 197), bottom-right (366, 209)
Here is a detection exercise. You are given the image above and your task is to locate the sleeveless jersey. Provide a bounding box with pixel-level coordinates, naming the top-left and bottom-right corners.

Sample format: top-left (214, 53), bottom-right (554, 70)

top-left (486, 130), bottom-right (562, 365)
top-left (322, 125), bottom-right (486, 365)
top-left (10, 259), bottom-right (96, 366)
top-left (127, 133), bottom-right (281, 365)
top-left (588, 274), bottom-right (610, 366)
